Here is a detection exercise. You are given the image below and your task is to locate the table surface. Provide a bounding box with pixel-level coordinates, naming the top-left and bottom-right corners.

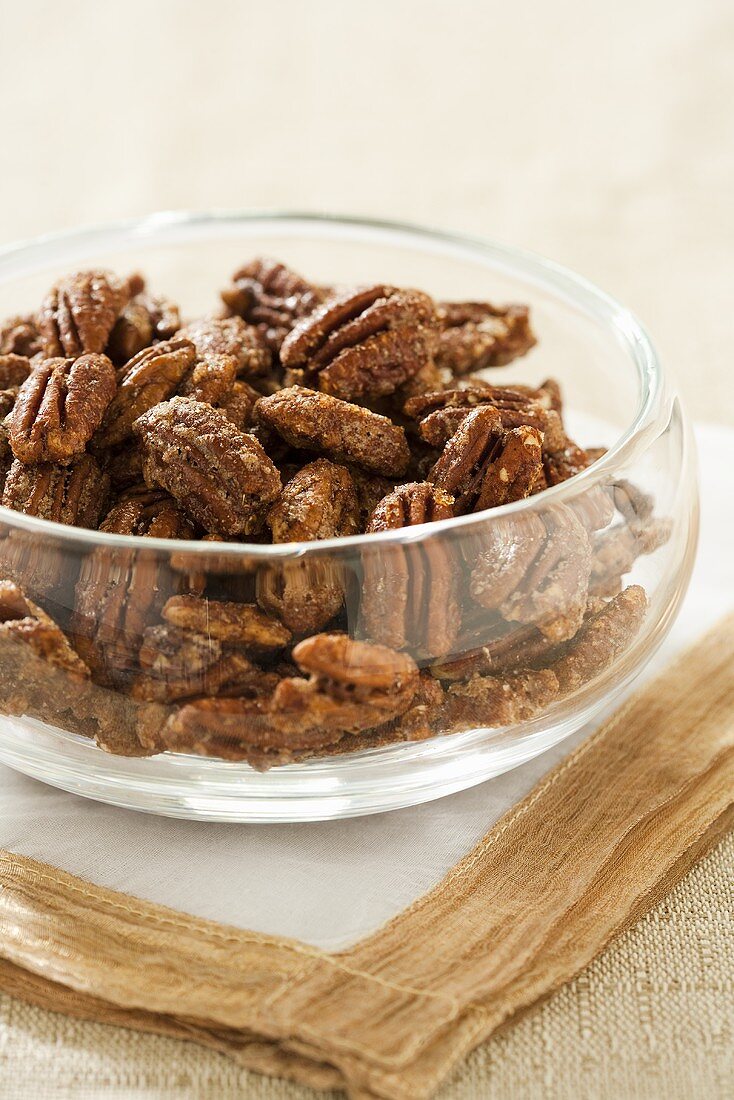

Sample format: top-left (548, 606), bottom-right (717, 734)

top-left (0, 0), bottom-right (732, 1096)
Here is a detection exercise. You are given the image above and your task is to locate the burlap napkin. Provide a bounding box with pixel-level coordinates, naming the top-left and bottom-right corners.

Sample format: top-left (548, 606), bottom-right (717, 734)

top-left (0, 611), bottom-right (732, 1100)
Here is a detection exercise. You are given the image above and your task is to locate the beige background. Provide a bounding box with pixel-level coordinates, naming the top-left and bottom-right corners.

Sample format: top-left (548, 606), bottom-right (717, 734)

top-left (0, 0), bottom-right (732, 1096)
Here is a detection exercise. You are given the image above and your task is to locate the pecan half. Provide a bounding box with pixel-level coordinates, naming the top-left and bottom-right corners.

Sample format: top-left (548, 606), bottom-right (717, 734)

top-left (589, 517), bottom-right (671, 597)
top-left (471, 505), bottom-right (592, 642)
top-left (257, 386), bottom-right (410, 476)
top-left (220, 257), bottom-right (325, 352)
top-left (0, 354), bottom-right (31, 390)
top-left (0, 315), bottom-right (43, 358)
top-left (218, 380), bottom-right (259, 431)
top-left (266, 633), bottom-right (420, 744)
top-left (39, 269), bottom-right (126, 357)
top-left (177, 353), bottom-right (237, 407)
top-left (132, 624), bottom-right (262, 703)
top-left (405, 383), bottom-right (566, 451)
top-left (441, 667), bottom-right (559, 730)
top-left (428, 406), bottom-right (543, 513)
top-left (134, 396), bottom-right (281, 536)
top-left (71, 490), bottom-right (193, 682)
top-left (0, 579), bottom-right (89, 678)
top-left (99, 338), bottom-right (196, 447)
top-left (280, 285), bottom-right (437, 401)
top-left (162, 594), bottom-right (291, 652)
top-left (255, 459), bottom-right (361, 633)
top-left (267, 458), bottom-right (360, 543)
top-left (362, 482), bottom-right (459, 656)
top-left (2, 454), bottom-right (109, 528)
top-left (178, 316), bottom-right (271, 378)
top-left (107, 292), bottom-right (181, 365)
top-left (10, 354), bottom-right (116, 464)
top-left (434, 301), bottom-right (536, 375)
top-left (551, 585), bottom-right (648, 693)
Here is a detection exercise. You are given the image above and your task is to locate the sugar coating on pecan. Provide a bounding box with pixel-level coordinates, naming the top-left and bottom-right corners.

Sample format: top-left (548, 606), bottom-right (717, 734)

top-left (221, 257), bottom-right (325, 352)
top-left (100, 338), bottom-right (196, 447)
top-left (428, 406), bottom-right (543, 513)
top-left (280, 284), bottom-right (437, 402)
top-left (257, 386), bottom-right (411, 476)
top-left (435, 301), bottom-right (536, 375)
top-left (2, 453), bottom-right (109, 528)
top-left (39, 269), bottom-right (126, 357)
top-left (178, 316), bottom-right (271, 378)
top-left (134, 396), bottom-right (281, 536)
top-left (100, 488), bottom-right (195, 540)
top-left (133, 623), bottom-right (262, 703)
top-left (10, 354), bottom-right (116, 464)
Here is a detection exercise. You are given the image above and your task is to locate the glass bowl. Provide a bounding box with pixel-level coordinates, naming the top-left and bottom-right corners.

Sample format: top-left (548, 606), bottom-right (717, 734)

top-left (0, 212), bottom-right (697, 821)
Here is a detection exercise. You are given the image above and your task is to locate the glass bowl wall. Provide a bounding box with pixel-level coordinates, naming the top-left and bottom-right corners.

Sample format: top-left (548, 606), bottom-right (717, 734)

top-left (0, 213), bottom-right (698, 820)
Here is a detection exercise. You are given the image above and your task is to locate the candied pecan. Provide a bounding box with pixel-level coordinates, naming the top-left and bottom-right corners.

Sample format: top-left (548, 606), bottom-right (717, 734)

top-left (347, 466), bottom-right (398, 529)
top-left (162, 594), bottom-right (291, 651)
top-left (434, 301), bottom-right (536, 375)
top-left (441, 667), bottom-right (559, 731)
top-left (178, 316), bottom-right (271, 378)
top-left (504, 507), bottom-right (591, 640)
top-left (257, 386), bottom-right (410, 476)
top-left (260, 460), bottom-right (361, 632)
top-left (100, 488), bottom-right (195, 540)
top-left (266, 633), bottom-right (420, 744)
top-left (405, 383), bottom-right (566, 452)
top-left (10, 354), bottom-right (116, 464)
top-left (132, 623), bottom-right (262, 703)
top-left (2, 454), bottom-right (109, 528)
top-left (551, 585), bottom-right (648, 693)
top-left (589, 517), bottom-right (672, 597)
top-left (39, 269), bottom-right (126, 357)
top-left (160, 696), bottom-right (282, 760)
top-left (0, 315), bottom-right (43, 358)
top-left (428, 406), bottom-right (543, 513)
top-left (568, 485), bottom-right (615, 532)
top-left (430, 622), bottom-right (559, 682)
top-left (106, 292), bottom-right (181, 365)
top-left (362, 482), bottom-right (459, 656)
top-left (218, 380), bottom-right (259, 431)
top-left (177, 353), bottom-right (237, 407)
top-left (0, 579), bottom-right (89, 678)
top-left (543, 437), bottom-right (591, 484)
top-left (99, 337), bottom-right (196, 447)
top-left (220, 257), bottom-right (325, 352)
top-left (72, 491), bottom-right (192, 682)
top-left (134, 396), bottom-right (281, 536)
top-left (105, 443), bottom-right (145, 491)
top-left (280, 285), bottom-right (437, 402)
top-left (470, 513), bottom-right (547, 609)
top-left (471, 505), bottom-right (592, 642)
top-left (0, 354), bottom-right (31, 390)
top-left (612, 479), bottom-right (655, 523)
top-left (267, 458), bottom-right (360, 543)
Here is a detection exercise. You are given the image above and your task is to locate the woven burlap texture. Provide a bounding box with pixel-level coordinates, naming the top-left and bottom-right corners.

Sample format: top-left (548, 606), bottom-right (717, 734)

top-left (0, 613), bottom-right (732, 1098)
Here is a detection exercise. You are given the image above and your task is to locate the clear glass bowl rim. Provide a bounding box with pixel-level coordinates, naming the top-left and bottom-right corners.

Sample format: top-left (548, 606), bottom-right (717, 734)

top-left (0, 209), bottom-right (667, 558)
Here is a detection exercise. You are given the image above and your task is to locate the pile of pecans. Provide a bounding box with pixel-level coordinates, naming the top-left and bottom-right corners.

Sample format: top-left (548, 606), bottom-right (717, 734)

top-left (0, 260), bottom-right (669, 765)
